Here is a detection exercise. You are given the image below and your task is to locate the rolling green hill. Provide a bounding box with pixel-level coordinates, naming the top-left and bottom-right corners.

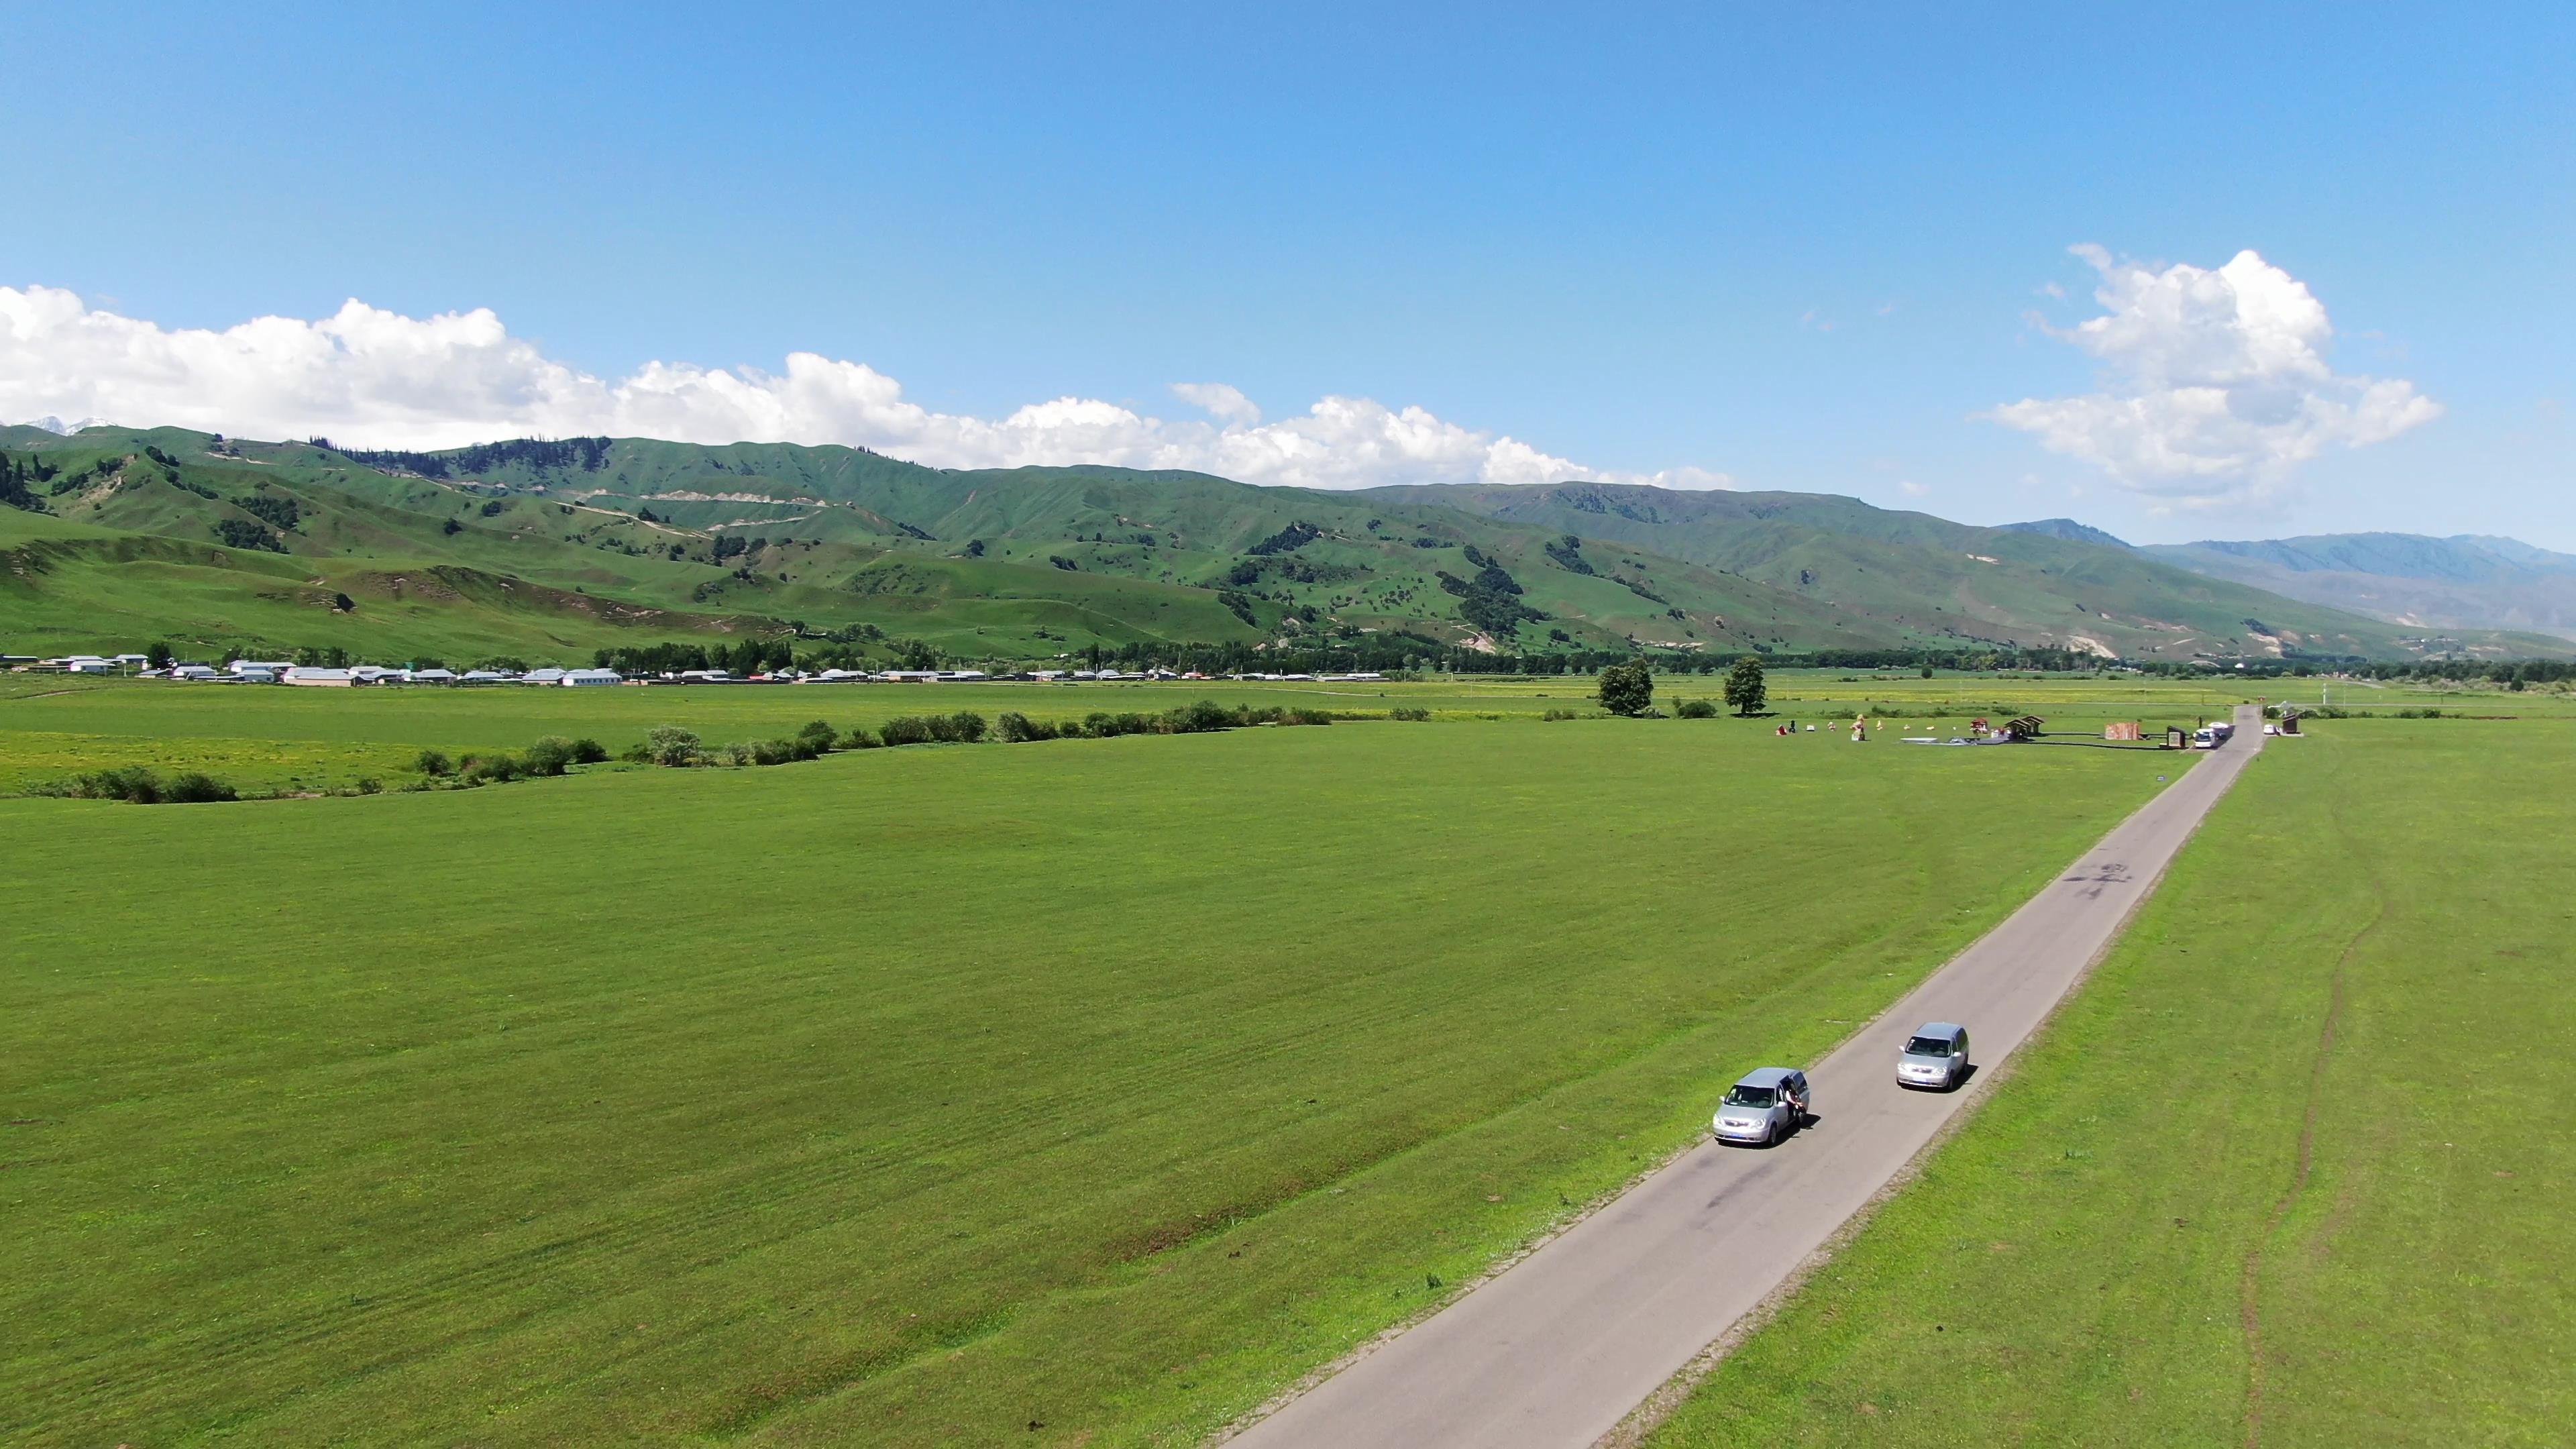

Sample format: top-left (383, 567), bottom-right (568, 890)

top-left (0, 428), bottom-right (1893, 661)
top-left (1360, 480), bottom-right (2566, 661)
top-left (3, 425), bottom-right (2560, 663)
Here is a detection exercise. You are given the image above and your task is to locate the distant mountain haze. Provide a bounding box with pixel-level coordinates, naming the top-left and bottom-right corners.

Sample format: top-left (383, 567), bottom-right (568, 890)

top-left (2137, 533), bottom-right (2576, 637)
top-left (1987, 517), bottom-right (2575, 639)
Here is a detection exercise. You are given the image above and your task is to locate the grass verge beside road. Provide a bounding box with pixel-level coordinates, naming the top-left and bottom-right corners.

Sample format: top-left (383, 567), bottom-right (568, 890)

top-left (1647, 718), bottom-right (2575, 1446)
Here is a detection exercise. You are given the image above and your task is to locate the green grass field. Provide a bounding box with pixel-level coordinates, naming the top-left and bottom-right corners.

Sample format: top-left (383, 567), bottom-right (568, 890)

top-left (0, 670), bottom-right (2334, 796)
top-left (2, 712), bottom-right (2186, 1444)
top-left (1647, 716), bottom-right (2576, 1446)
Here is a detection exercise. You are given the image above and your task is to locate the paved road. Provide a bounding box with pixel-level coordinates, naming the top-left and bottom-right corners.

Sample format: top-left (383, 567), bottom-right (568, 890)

top-left (1231, 705), bottom-right (2266, 1449)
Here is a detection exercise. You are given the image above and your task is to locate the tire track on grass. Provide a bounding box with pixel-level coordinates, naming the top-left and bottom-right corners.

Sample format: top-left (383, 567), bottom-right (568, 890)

top-left (2238, 755), bottom-right (2384, 1449)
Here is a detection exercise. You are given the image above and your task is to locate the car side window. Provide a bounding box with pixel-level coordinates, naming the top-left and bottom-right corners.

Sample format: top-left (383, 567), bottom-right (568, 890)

top-left (1956, 1032), bottom-right (1968, 1056)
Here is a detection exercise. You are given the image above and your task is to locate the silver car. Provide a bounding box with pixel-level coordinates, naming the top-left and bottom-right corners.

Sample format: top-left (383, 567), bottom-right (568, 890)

top-left (1898, 1022), bottom-right (1970, 1090)
top-left (1712, 1067), bottom-right (1812, 1146)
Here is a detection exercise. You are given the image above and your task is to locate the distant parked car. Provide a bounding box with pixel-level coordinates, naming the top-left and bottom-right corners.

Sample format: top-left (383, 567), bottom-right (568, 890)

top-left (1897, 1022), bottom-right (1970, 1090)
top-left (1712, 1067), bottom-right (1812, 1147)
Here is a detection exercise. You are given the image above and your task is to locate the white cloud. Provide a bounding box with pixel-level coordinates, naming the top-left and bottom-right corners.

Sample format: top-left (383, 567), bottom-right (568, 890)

top-left (1169, 381), bottom-right (1260, 427)
top-left (0, 284), bottom-right (1730, 493)
top-left (1984, 246), bottom-right (2440, 504)
top-left (1897, 480), bottom-right (1929, 497)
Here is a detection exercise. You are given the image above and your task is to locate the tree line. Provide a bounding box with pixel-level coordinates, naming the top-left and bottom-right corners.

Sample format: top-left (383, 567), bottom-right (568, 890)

top-left (339, 436), bottom-right (614, 478)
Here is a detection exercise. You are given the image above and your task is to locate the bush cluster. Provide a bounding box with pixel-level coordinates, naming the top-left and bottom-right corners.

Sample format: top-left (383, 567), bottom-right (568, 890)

top-left (728, 735), bottom-right (825, 766)
top-left (460, 753), bottom-right (523, 785)
top-left (2277, 705), bottom-right (2443, 721)
top-left (878, 712), bottom-right (989, 747)
top-left (43, 766), bottom-right (238, 804)
top-left (635, 714), bottom-right (992, 767)
top-left (1020, 696), bottom-right (1329, 737)
top-left (1388, 706), bottom-right (1432, 721)
top-left (1674, 698), bottom-right (1718, 718)
top-left (616, 699), bottom-right (1343, 773)
top-left (997, 700), bottom-right (1334, 742)
top-left (417, 735), bottom-right (609, 785)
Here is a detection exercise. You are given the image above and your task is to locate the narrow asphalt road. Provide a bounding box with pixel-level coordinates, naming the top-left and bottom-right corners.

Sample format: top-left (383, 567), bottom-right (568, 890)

top-left (1230, 704), bottom-right (2267, 1449)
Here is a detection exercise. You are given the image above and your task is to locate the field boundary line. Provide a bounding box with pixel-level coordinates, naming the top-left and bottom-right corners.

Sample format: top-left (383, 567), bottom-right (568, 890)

top-left (2239, 749), bottom-right (2381, 1449)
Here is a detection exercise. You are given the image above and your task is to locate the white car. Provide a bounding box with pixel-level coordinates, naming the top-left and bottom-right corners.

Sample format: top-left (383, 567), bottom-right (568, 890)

top-left (1897, 1022), bottom-right (1970, 1090)
top-left (1713, 1067), bottom-right (1812, 1146)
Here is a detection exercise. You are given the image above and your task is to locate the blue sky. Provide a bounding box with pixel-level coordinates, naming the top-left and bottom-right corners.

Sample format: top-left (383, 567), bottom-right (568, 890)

top-left (3, 1), bottom-right (2569, 545)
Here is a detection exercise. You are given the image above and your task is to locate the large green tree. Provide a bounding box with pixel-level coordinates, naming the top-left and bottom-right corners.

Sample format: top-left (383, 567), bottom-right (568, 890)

top-left (1723, 653), bottom-right (1769, 715)
top-left (1597, 659), bottom-right (1654, 716)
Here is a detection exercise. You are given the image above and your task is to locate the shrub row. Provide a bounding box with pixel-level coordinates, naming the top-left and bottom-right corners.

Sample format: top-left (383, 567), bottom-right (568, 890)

top-left (618, 700), bottom-right (1340, 774)
top-left (38, 765), bottom-right (238, 804)
top-left (415, 737), bottom-right (610, 784)
top-left (996, 700), bottom-right (1332, 743)
top-left (630, 713), bottom-right (989, 769)
top-left (877, 712), bottom-right (989, 747)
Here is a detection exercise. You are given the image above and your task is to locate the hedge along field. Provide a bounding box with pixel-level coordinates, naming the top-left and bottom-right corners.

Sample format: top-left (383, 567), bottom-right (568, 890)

top-left (3, 720), bottom-right (2184, 1445)
top-left (0, 672), bottom-right (2274, 795)
top-left (1646, 718), bottom-right (2576, 1447)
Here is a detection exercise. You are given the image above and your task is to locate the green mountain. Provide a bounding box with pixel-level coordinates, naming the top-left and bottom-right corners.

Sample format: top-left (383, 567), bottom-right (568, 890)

top-left (0, 427), bottom-right (1870, 661)
top-left (1356, 480), bottom-right (2567, 661)
top-left (3, 425), bottom-right (2561, 663)
top-left (2139, 533), bottom-right (2576, 637)
top-left (2000, 517), bottom-right (2132, 549)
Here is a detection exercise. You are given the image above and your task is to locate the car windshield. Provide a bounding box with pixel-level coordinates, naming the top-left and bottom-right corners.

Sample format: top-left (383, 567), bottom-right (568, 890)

top-left (1905, 1036), bottom-right (1954, 1057)
top-left (1723, 1085), bottom-right (1776, 1108)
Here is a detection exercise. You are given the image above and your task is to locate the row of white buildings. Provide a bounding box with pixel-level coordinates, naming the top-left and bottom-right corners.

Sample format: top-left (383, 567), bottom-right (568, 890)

top-left (15, 654), bottom-right (1391, 688)
top-left (142, 661), bottom-right (629, 687)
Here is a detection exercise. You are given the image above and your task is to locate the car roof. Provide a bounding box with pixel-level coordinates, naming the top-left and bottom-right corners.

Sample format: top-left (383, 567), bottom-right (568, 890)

top-left (1735, 1066), bottom-right (1797, 1087)
top-left (1913, 1022), bottom-right (1964, 1038)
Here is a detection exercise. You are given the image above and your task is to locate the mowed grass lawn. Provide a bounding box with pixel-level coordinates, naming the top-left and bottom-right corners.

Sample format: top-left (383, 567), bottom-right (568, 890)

top-left (1649, 718), bottom-right (2575, 1446)
top-left (5, 720), bottom-right (2178, 1444)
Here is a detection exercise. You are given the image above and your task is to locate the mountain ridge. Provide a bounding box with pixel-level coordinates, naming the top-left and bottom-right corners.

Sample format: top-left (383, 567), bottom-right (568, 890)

top-left (3, 425), bottom-right (2565, 661)
top-left (1358, 479), bottom-right (2561, 661)
top-left (2139, 531), bottom-right (2576, 635)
